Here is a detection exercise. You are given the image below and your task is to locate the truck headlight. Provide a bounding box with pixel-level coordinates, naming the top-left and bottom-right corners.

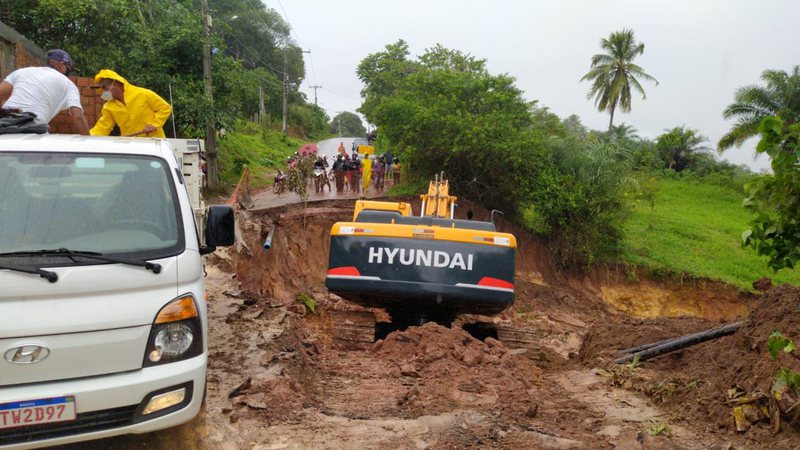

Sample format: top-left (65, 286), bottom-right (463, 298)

top-left (143, 294), bottom-right (203, 367)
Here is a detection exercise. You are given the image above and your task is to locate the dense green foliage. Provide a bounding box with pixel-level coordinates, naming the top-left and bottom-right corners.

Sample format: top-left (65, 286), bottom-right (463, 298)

top-left (217, 122), bottom-right (303, 188)
top-left (742, 116), bottom-right (800, 270)
top-left (621, 175), bottom-right (800, 288)
top-left (329, 111), bottom-right (366, 136)
top-left (0, 0), bottom-right (322, 137)
top-left (358, 41), bottom-right (634, 266)
top-left (580, 29), bottom-right (658, 130)
top-left (719, 66), bottom-right (800, 151)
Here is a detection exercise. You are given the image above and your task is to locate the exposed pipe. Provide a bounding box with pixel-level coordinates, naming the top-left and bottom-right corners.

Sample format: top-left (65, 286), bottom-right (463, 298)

top-left (262, 223), bottom-right (277, 251)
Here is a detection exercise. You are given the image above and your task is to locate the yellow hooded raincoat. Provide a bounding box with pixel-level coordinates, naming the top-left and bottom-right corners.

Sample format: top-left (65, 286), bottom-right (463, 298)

top-left (89, 69), bottom-right (172, 138)
top-left (361, 156), bottom-right (373, 192)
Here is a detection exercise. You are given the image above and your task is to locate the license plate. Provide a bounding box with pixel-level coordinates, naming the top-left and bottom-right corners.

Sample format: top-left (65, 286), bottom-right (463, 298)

top-left (0, 396), bottom-right (76, 430)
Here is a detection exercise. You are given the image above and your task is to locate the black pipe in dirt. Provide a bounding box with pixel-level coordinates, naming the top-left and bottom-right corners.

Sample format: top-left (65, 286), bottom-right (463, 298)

top-left (614, 321), bottom-right (743, 365)
top-left (617, 322), bottom-right (743, 355)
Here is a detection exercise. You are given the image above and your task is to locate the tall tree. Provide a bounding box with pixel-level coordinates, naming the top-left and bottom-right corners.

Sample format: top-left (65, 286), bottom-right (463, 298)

top-left (718, 66), bottom-right (800, 151)
top-left (655, 126), bottom-right (710, 172)
top-left (581, 29), bottom-right (658, 131)
top-left (329, 112), bottom-right (365, 136)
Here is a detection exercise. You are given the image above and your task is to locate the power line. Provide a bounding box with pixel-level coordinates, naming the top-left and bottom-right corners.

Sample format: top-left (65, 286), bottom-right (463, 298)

top-left (224, 31), bottom-right (285, 78)
top-left (321, 86), bottom-right (362, 102)
top-left (308, 84), bottom-right (322, 106)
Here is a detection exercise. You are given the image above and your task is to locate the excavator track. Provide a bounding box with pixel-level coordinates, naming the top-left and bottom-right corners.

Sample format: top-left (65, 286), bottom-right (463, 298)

top-left (332, 310), bottom-right (376, 350)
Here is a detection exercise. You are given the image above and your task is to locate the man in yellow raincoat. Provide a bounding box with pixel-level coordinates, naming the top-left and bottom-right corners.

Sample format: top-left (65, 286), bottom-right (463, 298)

top-left (89, 69), bottom-right (172, 138)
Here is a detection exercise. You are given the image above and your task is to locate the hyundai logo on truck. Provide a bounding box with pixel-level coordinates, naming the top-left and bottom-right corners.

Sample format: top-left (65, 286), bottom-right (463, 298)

top-left (4, 345), bottom-right (50, 364)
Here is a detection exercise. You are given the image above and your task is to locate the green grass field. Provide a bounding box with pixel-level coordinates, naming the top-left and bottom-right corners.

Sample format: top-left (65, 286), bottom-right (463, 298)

top-left (620, 176), bottom-right (800, 289)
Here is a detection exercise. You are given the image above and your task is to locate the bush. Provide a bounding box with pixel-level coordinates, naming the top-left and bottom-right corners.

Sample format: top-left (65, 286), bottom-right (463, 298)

top-left (217, 121), bottom-right (305, 188)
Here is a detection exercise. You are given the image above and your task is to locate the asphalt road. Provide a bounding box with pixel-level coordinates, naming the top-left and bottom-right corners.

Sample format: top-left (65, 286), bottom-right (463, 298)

top-left (316, 136), bottom-right (357, 161)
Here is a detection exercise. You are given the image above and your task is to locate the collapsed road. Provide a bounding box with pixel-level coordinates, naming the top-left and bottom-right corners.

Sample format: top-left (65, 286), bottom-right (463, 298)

top-left (61, 185), bottom-right (800, 450)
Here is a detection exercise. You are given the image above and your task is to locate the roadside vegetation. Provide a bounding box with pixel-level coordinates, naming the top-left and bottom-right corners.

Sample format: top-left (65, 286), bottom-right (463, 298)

top-left (218, 122), bottom-right (307, 189)
top-left (622, 175), bottom-right (800, 289)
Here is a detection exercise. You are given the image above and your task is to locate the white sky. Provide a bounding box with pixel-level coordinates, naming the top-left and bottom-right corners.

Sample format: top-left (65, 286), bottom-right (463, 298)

top-left (275, 0), bottom-right (800, 172)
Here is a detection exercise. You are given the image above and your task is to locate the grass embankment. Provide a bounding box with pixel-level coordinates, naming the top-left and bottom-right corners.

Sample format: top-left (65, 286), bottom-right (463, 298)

top-left (217, 122), bottom-right (309, 189)
top-left (621, 176), bottom-right (800, 289)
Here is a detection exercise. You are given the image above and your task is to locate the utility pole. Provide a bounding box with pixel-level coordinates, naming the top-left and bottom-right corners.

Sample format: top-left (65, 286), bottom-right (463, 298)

top-left (258, 85), bottom-right (265, 123)
top-left (282, 47), bottom-right (310, 136)
top-left (200, 0), bottom-right (218, 189)
top-left (308, 84), bottom-right (322, 106)
top-left (282, 51), bottom-right (288, 136)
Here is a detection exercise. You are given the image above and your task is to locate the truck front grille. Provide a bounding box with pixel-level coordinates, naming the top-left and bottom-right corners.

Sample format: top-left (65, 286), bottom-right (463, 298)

top-left (0, 404), bottom-right (138, 446)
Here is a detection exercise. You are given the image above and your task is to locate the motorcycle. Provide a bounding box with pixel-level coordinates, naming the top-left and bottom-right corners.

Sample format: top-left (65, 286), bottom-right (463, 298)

top-left (273, 169), bottom-right (287, 194)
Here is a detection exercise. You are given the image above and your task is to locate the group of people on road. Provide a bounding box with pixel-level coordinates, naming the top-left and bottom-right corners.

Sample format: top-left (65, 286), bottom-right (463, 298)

top-left (329, 145), bottom-right (399, 194)
top-left (0, 49), bottom-right (171, 138)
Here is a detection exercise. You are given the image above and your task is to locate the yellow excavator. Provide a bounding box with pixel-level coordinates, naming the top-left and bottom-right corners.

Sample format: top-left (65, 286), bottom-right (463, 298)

top-left (326, 174), bottom-right (517, 328)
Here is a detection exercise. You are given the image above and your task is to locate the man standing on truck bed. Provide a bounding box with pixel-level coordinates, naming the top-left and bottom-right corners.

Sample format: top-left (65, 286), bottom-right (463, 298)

top-left (0, 49), bottom-right (90, 135)
top-left (89, 69), bottom-right (172, 138)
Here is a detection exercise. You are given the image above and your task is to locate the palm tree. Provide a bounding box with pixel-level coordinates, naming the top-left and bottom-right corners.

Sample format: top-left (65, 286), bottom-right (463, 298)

top-left (718, 66), bottom-right (800, 151)
top-left (581, 29), bottom-right (658, 131)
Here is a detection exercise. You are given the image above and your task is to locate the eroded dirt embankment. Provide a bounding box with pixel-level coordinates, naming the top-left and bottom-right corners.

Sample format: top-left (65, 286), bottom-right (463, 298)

top-left (234, 197), bottom-right (750, 322)
top-left (202, 196), bottom-right (800, 449)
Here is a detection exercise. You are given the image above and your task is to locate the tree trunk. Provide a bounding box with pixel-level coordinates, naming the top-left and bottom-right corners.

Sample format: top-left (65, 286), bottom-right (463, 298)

top-left (608, 103), bottom-right (616, 132)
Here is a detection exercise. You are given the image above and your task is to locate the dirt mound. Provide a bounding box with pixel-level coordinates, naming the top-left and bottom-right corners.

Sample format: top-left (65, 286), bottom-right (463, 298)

top-left (684, 285), bottom-right (800, 420)
top-left (371, 322), bottom-right (544, 420)
top-left (594, 285), bottom-right (800, 444)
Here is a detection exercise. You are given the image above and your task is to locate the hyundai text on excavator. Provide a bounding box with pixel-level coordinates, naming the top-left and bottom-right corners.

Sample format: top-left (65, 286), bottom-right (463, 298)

top-left (325, 175), bottom-right (517, 341)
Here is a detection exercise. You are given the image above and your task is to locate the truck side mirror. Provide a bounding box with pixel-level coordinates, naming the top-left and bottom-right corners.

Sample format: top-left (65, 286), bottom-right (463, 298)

top-left (200, 205), bottom-right (234, 254)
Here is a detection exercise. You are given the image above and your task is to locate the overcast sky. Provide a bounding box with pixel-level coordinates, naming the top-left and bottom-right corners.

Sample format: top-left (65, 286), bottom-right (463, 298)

top-left (275, 0), bottom-right (799, 171)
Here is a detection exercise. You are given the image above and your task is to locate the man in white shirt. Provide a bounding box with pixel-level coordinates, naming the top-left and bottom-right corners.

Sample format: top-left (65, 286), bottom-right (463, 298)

top-left (0, 49), bottom-right (89, 135)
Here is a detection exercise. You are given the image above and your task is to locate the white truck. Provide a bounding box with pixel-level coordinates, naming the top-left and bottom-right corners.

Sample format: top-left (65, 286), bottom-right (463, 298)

top-left (0, 134), bottom-right (234, 448)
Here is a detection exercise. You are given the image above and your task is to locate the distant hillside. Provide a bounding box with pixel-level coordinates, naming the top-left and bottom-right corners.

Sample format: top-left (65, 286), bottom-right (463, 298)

top-left (621, 176), bottom-right (800, 289)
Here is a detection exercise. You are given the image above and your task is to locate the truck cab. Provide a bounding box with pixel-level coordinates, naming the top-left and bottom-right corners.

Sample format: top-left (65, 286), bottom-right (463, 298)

top-left (0, 134), bottom-right (233, 448)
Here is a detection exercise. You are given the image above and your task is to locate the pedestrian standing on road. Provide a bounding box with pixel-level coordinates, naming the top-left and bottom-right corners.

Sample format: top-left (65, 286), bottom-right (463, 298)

top-left (89, 69), bottom-right (172, 138)
top-left (361, 154), bottom-right (373, 193)
top-left (373, 156), bottom-right (385, 191)
top-left (0, 49), bottom-right (90, 135)
top-left (333, 154), bottom-right (345, 192)
top-left (350, 152), bottom-right (361, 193)
top-left (337, 141), bottom-right (347, 156)
top-left (393, 157), bottom-right (401, 184)
top-left (383, 150), bottom-right (394, 181)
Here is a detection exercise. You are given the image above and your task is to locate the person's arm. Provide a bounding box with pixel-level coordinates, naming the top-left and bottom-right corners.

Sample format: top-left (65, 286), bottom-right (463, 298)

top-left (0, 81), bottom-right (12, 107)
top-left (69, 106), bottom-right (90, 135)
top-left (145, 90), bottom-right (172, 132)
top-left (90, 107), bottom-right (116, 136)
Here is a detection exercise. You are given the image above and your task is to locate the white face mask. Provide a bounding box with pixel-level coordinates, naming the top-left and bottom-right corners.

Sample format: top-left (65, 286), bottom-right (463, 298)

top-left (101, 89), bottom-right (113, 101)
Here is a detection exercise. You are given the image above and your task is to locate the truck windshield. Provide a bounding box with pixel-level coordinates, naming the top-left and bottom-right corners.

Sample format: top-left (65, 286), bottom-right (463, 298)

top-left (0, 152), bottom-right (183, 259)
